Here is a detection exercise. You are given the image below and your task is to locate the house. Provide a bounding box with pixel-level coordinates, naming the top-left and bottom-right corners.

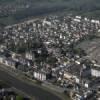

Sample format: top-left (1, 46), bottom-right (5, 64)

top-left (0, 55), bottom-right (5, 63)
top-left (91, 66), bottom-right (100, 77)
top-left (0, 88), bottom-right (16, 100)
top-left (16, 64), bottom-right (29, 72)
top-left (33, 70), bottom-right (52, 81)
top-left (81, 79), bottom-right (92, 88)
top-left (73, 93), bottom-right (84, 100)
top-left (64, 71), bottom-right (73, 80)
top-left (72, 90), bottom-right (95, 100)
top-left (33, 71), bottom-right (46, 81)
top-left (4, 58), bottom-right (18, 69)
top-left (73, 76), bottom-right (80, 84)
top-left (25, 51), bottom-right (35, 60)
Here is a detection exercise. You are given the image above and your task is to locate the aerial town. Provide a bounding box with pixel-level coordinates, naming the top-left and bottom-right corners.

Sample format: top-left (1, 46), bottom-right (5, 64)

top-left (0, 14), bottom-right (100, 100)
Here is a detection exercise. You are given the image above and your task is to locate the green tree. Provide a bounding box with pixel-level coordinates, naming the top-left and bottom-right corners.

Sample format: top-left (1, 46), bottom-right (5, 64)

top-left (16, 95), bottom-right (24, 100)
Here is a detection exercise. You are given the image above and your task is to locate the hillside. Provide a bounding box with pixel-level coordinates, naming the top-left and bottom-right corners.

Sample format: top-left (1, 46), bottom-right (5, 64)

top-left (0, 0), bottom-right (100, 25)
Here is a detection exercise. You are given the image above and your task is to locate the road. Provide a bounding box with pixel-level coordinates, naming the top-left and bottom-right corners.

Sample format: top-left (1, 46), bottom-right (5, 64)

top-left (0, 69), bottom-right (62, 100)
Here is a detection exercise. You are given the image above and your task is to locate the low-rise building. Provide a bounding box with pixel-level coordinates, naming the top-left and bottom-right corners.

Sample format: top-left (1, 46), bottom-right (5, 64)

top-left (33, 71), bottom-right (47, 81)
top-left (91, 66), bottom-right (100, 77)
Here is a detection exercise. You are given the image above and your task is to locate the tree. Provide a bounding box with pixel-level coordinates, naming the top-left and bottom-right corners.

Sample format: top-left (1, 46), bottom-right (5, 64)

top-left (16, 95), bottom-right (24, 100)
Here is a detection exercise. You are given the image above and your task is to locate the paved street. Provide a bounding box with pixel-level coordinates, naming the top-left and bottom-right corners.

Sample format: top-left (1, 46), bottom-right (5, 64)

top-left (0, 69), bottom-right (62, 100)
